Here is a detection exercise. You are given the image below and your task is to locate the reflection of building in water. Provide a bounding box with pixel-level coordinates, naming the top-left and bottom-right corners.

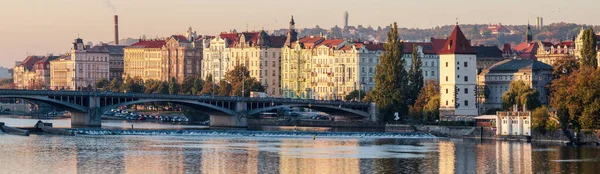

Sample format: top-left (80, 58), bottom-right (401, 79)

top-left (278, 139), bottom-right (360, 174)
top-left (495, 141), bottom-right (532, 173)
top-left (200, 139), bottom-right (261, 173)
top-left (438, 140), bottom-right (477, 174)
top-left (121, 137), bottom-right (187, 173)
top-left (75, 137), bottom-right (125, 174)
top-left (438, 141), bottom-right (455, 174)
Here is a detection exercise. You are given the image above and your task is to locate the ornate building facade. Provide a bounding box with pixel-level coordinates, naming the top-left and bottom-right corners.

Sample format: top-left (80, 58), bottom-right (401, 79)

top-left (202, 31), bottom-right (285, 96)
top-left (50, 38), bottom-right (110, 90)
top-left (477, 59), bottom-right (552, 113)
top-left (123, 39), bottom-right (166, 81)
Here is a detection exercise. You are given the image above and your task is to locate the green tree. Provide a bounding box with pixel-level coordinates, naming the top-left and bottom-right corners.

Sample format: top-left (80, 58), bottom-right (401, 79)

top-left (344, 90), bottom-right (366, 101)
top-left (371, 22), bottom-right (409, 122)
top-left (120, 76), bottom-right (143, 93)
top-left (549, 67), bottom-right (600, 142)
top-left (144, 80), bottom-right (159, 94)
top-left (407, 44), bottom-right (424, 105)
top-left (156, 81), bottom-right (169, 94)
top-left (95, 78), bottom-right (109, 90)
top-left (501, 80), bottom-right (540, 111)
top-left (201, 74), bottom-right (216, 95)
top-left (168, 77), bottom-right (179, 95)
top-left (180, 76), bottom-right (195, 94)
top-left (409, 80), bottom-right (440, 123)
top-left (191, 78), bottom-right (203, 95)
top-left (532, 106), bottom-right (550, 133)
top-left (108, 78), bottom-right (122, 92)
top-left (552, 57), bottom-right (579, 79)
top-left (218, 80), bottom-right (232, 96)
top-left (225, 65), bottom-right (264, 97)
top-left (580, 28), bottom-right (598, 67)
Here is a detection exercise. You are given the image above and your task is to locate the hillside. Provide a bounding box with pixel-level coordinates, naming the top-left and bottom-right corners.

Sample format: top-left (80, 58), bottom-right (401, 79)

top-left (272, 23), bottom-right (600, 48)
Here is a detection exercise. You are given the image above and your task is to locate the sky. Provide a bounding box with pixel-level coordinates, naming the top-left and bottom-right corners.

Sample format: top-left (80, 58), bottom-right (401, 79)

top-left (1, 0), bottom-right (598, 68)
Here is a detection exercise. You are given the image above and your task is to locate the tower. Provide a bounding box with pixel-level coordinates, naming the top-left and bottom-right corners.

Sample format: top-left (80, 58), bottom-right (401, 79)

top-left (284, 15), bottom-right (298, 47)
top-left (438, 25), bottom-right (478, 116)
top-left (525, 24), bottom-right (533, 43)
top-left (343, 11), bottom-right (349, 28)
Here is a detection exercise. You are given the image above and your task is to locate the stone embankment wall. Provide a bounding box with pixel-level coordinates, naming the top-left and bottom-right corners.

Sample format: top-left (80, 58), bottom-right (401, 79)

top-left (248, 119), bottom-right (385, 128)
top-left (386, 124), bottom-right (477, 137)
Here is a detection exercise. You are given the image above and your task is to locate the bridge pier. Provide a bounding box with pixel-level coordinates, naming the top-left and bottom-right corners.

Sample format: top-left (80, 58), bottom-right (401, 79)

top-left (210, 101), bottom-right (248, 128)
top-left (369, 102), bottom-right (379, 122)
top-left (71, 110), bottom-right (101, 128)
top-left (71, 96), bottom-right (102, 128)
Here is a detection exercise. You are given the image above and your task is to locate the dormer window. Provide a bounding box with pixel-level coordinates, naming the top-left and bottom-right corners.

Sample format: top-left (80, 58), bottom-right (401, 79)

top-left (461, 44), bottom-right (465, 51)
top-left (448, 40), bottom-right (453, 50)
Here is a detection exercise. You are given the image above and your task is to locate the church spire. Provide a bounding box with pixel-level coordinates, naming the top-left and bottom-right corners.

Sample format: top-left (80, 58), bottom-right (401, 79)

top-left (289, 15), bottom-right (296, 30)
top-left (284, 15), bottom-right (298, 47)
top-left (526, 23), bottom-right (533, 43)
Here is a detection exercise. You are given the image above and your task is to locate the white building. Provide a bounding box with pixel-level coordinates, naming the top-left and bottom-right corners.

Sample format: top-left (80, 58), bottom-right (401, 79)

top-left (496, 110), bottom-right (531, 136)
top-left (477, 59), bottom-right (553, 113)
top-left (50, 38), bottom-right (109, 90)
top-left (439, 25), bottom-right (478, 116)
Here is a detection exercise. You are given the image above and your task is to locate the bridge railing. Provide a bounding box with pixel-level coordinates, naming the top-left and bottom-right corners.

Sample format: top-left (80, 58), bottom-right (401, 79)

top-left (0, 89), bottom-right (371, 107)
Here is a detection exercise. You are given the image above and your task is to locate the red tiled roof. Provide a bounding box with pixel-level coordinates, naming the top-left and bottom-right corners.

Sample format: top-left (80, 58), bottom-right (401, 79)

top-left (316, 39), bottom-right (345, 48)
top-left (513, 42), bottom-right (538, 59)
top-left (171, 35), bottom-right (188, 42)
top-left (129, 40), bottom-right (167, 48)
top-left (363, 43), bottom-right (384, 51)
top-left (19, 56), bottom-right (45, 70)
top-left (294, 37), bottom-right (325, 48)
top-left (540, 42), bottom-right (553, 47)
top-left (430, 38), bottom-right (447, 53)
top-left (438, 25), bottom-right (476, 55)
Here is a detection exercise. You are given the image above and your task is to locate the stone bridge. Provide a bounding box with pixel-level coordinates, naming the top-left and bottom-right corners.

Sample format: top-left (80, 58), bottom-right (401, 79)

top-left (0, 90), bottom-right (377, 127)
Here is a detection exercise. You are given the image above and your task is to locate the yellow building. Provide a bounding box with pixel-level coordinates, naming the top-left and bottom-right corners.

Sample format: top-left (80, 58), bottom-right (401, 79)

top-left (202, 31), bottom-right (286, 97)
top-left (49, 54), bottom-right (73, 90)
top-left (123, 40), bottom-right (166, 81)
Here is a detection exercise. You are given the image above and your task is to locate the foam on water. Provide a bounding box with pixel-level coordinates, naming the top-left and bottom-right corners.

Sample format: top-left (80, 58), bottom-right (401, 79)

top-left (70, 129), bottom-right (438, 139)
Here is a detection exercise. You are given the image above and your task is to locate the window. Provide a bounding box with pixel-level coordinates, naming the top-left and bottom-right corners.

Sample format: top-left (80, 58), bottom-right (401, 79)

top-left (446, 76), bottom-right (448, 81)
top-left (464, 62), bottom-right (468, 67)
top-left (464, 88), bottom-right (468, 94)
top-left (445, 62), bottom-right (448, 67)
top-left (425, 71), bottom-right (428, 76)
top-left (265, 61), bottom-right (268, 67)
top-left (464, 100), bottom-right (468, 106)
top-left (432, 71), bottom-right (435, 76)
top-left (464, 76), bottom-right (468, 82)
top-left (445, 88), bottom-right (448, 94)
top-left (446, 100), bottom-right (448, 106)
top-left (273, 61), bottom-right (276, 67)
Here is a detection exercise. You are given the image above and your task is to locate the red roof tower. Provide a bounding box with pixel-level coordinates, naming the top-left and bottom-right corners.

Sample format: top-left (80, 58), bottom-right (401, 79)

top-left (438, 25), bottom-right (476, 55)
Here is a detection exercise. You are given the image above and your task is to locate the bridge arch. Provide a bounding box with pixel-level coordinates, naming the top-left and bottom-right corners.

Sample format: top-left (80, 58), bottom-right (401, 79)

top-left (0, 95), bottom-right (88, 112)
top-left (101, 99), bottom-right (237, 116)
top-left (247, 103), bottom-right (370, 117)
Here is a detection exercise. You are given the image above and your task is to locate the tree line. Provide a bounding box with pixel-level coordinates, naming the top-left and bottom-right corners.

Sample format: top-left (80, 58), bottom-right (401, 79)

top-left (95, 65), bottom-right (264, 97)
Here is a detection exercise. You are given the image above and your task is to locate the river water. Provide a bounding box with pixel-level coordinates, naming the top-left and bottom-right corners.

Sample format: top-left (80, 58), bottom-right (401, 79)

top-left (1, 118), bottom-right (600, 173)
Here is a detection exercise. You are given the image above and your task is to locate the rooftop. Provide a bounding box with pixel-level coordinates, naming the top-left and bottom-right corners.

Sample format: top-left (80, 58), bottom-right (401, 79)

top-left (485, 59), bottom-right (552, 73)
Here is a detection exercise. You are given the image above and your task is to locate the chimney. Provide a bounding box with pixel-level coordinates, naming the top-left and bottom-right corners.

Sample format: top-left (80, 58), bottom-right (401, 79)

top-left (114, 15), bottom-right (119, 45)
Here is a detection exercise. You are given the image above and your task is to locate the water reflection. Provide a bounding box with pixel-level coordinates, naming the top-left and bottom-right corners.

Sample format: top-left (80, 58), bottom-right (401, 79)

top-left (0, 135), bottom-right (600, 173)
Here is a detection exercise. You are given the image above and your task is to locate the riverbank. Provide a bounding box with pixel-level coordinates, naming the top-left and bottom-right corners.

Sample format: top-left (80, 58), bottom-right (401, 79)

top-left (386, 124), bottom-right (600, 144)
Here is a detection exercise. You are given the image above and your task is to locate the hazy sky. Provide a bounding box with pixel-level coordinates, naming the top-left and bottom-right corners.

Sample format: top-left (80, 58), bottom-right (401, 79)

top-left (1, 0), bottom-right (598, 68)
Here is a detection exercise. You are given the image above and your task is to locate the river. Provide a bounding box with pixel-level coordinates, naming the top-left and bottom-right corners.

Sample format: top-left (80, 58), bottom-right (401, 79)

top-left (1, 118), bottom-right (599, 173)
